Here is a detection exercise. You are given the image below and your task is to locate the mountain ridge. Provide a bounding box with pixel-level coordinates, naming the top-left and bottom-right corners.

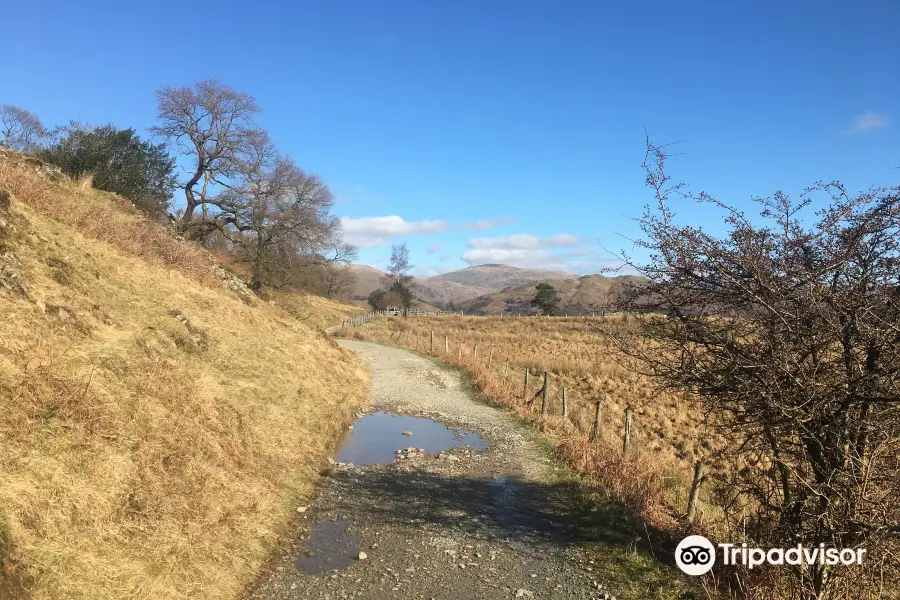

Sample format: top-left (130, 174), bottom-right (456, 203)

top-left (457, 273), bottom-right (646, 315)
top-left (343, 263), bottom-right (637, 311)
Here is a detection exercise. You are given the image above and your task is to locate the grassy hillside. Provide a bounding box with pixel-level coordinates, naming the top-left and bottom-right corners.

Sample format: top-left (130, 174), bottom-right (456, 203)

top-left (0, 154), bottom-right (368, 599)
top-left (344, 263), bottom-right (385, 300)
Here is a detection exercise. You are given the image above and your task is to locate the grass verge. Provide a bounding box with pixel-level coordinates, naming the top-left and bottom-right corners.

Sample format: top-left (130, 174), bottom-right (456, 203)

top-left (0, 155), bottom-right (368, 599)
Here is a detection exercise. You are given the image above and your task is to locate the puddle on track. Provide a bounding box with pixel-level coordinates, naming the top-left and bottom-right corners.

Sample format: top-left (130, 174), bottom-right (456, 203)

top-left (294, 520), bottom-right (360, 574)
top-left (336, 411), bottom-right (487, 466)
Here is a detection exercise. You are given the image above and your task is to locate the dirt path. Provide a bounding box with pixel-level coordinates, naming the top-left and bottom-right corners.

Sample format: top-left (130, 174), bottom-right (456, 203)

top-left (248, 340), bottom-right (620, 600)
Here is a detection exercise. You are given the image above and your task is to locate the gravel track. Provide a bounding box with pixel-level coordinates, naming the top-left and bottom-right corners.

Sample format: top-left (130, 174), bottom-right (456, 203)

top-left (248, 340), bottom-right (615, 600)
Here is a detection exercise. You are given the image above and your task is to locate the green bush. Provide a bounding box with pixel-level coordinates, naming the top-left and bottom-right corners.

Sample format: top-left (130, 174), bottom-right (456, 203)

top-left (40, 123), bottom-right (176, 219)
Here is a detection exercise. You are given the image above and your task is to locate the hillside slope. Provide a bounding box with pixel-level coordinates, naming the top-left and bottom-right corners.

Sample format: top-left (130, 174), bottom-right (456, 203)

top-left (0, 155), bottom-right (368, 600)
top-left (410, 278), bottom-right (491, 307)
top-left (345, 263), bottom-right (386, 300)
top-left (458, 274), bottom-right (646, 315)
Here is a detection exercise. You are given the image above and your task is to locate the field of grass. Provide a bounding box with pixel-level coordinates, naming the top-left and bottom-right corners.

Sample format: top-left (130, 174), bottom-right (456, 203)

top-left (337, 315), bottom-right (728, 528)
top-left (340, 315), bottom-right (900, 599)
top-left (0, 156), bottom-right (368, 599)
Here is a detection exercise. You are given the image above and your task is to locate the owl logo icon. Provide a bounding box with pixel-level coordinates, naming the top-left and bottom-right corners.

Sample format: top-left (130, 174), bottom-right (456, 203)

top-left (675, 535), bottom-right (716, 576)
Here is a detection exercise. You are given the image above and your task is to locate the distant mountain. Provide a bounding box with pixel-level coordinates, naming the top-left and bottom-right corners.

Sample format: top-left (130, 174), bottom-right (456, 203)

top-left (412, 279), bottom-right (493, 307)
top-left (344, 263), bottom-right (599, 309)
top-left (457, 274), bottom-right (648, 316)
top-left (345, 264), bottom-right (387, 300)
top-left (430, 265), bottom-right (577, 290)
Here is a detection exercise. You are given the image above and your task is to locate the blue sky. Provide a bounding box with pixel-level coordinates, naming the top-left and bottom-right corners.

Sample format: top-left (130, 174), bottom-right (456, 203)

top-left (5, 1), bottom-right (899, 277)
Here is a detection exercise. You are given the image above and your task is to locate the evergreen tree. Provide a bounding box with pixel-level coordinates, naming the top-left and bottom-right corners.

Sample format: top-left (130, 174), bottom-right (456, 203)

top-left (530, 282), bottom-right (560, 316)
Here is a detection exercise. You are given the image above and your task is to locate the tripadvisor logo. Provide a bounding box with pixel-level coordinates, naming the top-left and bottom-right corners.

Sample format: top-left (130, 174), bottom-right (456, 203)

top-left (675, 535), bottom-right (867, 576)
top-left (676, 535), bottom-right (716, 576)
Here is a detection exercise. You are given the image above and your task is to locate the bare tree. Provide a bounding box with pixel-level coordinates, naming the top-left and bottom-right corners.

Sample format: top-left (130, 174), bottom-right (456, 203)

top-left (220, 144), bottom-right (356, 290)
top-left (603, 140), bottom-right (900, 598)
top-left (0, 105), bottom-right (46, 152)
top-left (150, 80), bottom-right (261, 234)
top-left (150, 79), bottom-right (356, 295)
top-left (387, 242), bottom-right (412, 283)
top-left (321, 263), bottom-right (356, 299)
top-left (383, 243), bottom-right (414, 310)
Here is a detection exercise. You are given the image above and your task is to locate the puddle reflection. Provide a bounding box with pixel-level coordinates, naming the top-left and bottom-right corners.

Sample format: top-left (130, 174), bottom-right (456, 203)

top-left (336, 412), bottom-right (487, 466)
top-left (293, 520), bottom-right (360, 574)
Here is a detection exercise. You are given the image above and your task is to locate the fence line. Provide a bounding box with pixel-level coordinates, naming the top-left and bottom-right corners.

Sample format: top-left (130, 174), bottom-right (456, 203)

top-left (341, 309), bottom-right (464, 328)
top-left (341, 310), bottom-right (632, 328)
top-left (336, 318), bottom-right (706, 524)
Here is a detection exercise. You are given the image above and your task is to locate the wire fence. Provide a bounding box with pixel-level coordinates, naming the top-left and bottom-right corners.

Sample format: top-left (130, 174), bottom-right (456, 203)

top-left (337, 317), bottom-right (708, 524)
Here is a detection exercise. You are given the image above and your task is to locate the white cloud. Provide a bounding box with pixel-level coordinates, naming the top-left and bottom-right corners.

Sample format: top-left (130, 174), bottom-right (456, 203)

top-left (341, 215), bottom-right (447, 247)
top-left (460, 248), bottom-right (623, 275)
top-left (461, 236), bottom-right (620, 274)
top-left (461, 249), bottom-right (573, 272)
top-left (846, 111), bottom-right (890, 134)
top-left (426, 242), bottom-right (444, 254)
top-left (465, 216), bottom-right (516, 231)
top-left (467, 233), bottom-right (583, 250)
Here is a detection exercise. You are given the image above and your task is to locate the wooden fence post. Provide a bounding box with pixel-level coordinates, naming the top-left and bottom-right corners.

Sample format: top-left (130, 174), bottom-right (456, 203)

top-left (541, 372), bottom-right (549, 415)
top-left (474, 344), bottom-right (478, 360)
top-left (687, 460), bottom-right (704, 523)
top-left (562, 387), bottom-right (568, 419)
top-left (523, 368), bottom-right (529, 399)
top-left (430, 330), bottom-right (434, 352)
top-left (623, 406), bottom-right (633, 453)
top-left (445, 336), bottom-right (449, 354)
top-left (590, 400), bottom-right (601, 441)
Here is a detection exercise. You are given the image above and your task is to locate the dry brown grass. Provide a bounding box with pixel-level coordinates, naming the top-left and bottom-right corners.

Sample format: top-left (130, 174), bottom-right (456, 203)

top-left (0, 158), bottom-right (368, 599)
top-left (341, 318), bottom-right (897, 599)
top-left (339, 316), bottom-right (725, 528)
top-left (0, 159), bottom-right (214, 284)
top-left (268, 290), bottom-right (365, 332)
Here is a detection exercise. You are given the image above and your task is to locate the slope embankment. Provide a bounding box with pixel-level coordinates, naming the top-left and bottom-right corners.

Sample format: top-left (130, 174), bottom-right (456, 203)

top-left (0, 153), bottom-right (368, 600)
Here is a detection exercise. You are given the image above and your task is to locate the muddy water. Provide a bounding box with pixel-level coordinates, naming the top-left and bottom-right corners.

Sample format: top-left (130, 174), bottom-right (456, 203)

top-left (293, 414), bottom-right (487, 574)
top-left (335, 411), bottom-right (487, 467)
top-left (293, 520), bottom-right (360, 574)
